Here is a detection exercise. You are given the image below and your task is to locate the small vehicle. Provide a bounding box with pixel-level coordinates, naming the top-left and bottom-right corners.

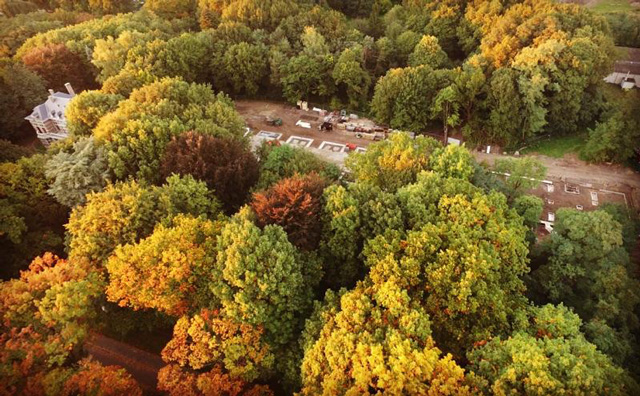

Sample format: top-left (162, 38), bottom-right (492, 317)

top-left (319, 121), bottom-right (333, 131)
top-left (266, 117), bottom-right (283, 126)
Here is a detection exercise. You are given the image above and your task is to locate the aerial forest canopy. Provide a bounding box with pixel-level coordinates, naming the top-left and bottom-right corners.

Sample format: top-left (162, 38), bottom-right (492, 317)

top-left (1, 0), bottom-right (639, 395)
top-left (1, 0), bottom-right (622, 149)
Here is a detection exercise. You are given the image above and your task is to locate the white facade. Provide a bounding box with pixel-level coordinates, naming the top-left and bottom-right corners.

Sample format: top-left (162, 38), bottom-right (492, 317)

top-left (25, 83), bottom-right (75, 147)
top-left (604, 61), bottom-right (640, 90)
top-left (604, 72), bottom-right (640, 90)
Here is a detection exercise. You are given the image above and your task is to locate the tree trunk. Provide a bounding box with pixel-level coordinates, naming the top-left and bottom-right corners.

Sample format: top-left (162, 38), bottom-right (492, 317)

top-left (443, 103), bottom-right (450, 145)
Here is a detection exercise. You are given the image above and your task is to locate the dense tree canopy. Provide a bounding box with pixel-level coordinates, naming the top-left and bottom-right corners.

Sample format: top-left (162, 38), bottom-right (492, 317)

top-left (0, 253), bottom-right (105, 393)
top-left (94, 78), bottom-right (246, 182)
top-left (45, 137), bottom-right (110, 207)
top-left (1, 1), bottom-right (638, 394)
top-left (468, 304), bottom-right (638, 395)
top-left (0, 58), bottom-right (46, 140)
top-left (370, 65), bottom-right (453, 132)
top-left (332, 46), bottom-right (371, 109)
top-left (67, 174), bottom-right (220, 265)
top-left (161, 131), bottom-right (259, 213)
top-left (0, 155), bottom-right (68, 278)
top-left (64, 90), bottom-right (123, 137)
top-left (158, 363), bottom-right (273, 396)
top-left (106, 215), bottom-right (222, 316)
top-left (582, 88), bottom-right (640, 164)
top-left (162, 309), bottom-right (275, 381)
top-left (300, 283), bottom-right (470, 395)
top-left (16, 10), bottom-right (183, 57)
top-left (364, 178), bottom-right (531, 357)
top-left (56, 358), bottom-right (143, 396)
top-left (346, 133), bottom-right (441, 191)
top-left (144, 0), bottom-right (197, 19)
top-left (212, 208), bottom-right (318, 347)
top-left (532, 209), bottom-right (640, 365)
top-left (21, 43), bottom-right (98, 92)
top-left (408, 34), bottom-right (450, 69)
top-left (251, 173), bottom-right (327, 251)
top-left (0, 9), bottom-right (91, 58)
top-left (0, 139), bottom-right (35, 163)
top-left (1, 0), bottom-right (623, 149)
top-left (256, 143), bottom-right (339, 191)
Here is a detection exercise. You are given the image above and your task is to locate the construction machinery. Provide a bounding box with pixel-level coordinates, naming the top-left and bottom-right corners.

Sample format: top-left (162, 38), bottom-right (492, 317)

top-left (319, 121), bottom-right (333, 131)
top-left (355, 131), bottom-right (385, 141)
top-left (266, 116), bottom-right (282, 126)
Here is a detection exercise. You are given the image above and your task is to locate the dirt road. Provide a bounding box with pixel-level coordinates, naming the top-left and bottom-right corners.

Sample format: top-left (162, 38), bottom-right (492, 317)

top-left (474, 151), bottom-right (640, 190)
top-left (85, 333), bottom-right (164, 394)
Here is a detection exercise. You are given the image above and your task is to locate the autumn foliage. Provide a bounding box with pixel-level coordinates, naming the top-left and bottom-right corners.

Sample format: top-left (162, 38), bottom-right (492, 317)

top-left (161, 131), bottom-right (260, 213)
top-left (61, 358), bottom-right (143, 396)
top-left (0, 253), bottom-right (105, 394)
top-left (161, 309), bottom-right (274, 381)
top-left (106, 216), bottom-right (222, 316)
top-left (2, 0), bottom-right (639, 392)
top-left (21, 43), bottom-right (97, 92)
top-left (251, 173), bottom-right (327, 250)
top-left (158, 364), bottom-right (273, 396)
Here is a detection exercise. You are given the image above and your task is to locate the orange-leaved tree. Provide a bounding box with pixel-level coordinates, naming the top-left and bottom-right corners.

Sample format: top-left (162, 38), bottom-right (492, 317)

top-left (60, 358), bottom-right (142, 396)
top-left (161, 309), bottom-right (274, 382)
top-left (106, 215), bottom-right (223, 317)
top-left (251, 173), bottom-right (327, 250)
top-left (0, 253), bottom-right (105, 393)
top-left (158, 364), bottom-right (273, 396)
top-left (21, 43), bottom-right (97, 92)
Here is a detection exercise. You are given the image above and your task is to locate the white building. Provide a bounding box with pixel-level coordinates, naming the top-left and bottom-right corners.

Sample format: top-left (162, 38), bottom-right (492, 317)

top-left (25, 83), bottom-right (75, 147)
top-left (604, 61), bottom-right (640, 90)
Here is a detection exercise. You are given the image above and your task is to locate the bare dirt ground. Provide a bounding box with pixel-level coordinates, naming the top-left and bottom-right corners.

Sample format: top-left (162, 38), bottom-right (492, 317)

top-left (621, 47), bottom-right (640, 62)
top-left (475, 152), bottom-right (640, 189)
top-left (561, 0), bottom-right (640, 9)
top-left (235, 100), bottom-right (377, 149)
top-left (530, 178), bottom-right (629, 219)
top-left (557, 0), bottom-right (597, 5)
top-left (475, 151), bottom-right (640, 213)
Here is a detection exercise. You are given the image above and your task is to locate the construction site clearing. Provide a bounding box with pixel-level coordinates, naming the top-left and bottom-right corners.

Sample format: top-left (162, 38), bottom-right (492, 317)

top-left (528, 178), bottom-right (631, 234)
top-left (235, 100), bottom-right (637, 232)
top-left (235, 100), bottom-right (389, 152)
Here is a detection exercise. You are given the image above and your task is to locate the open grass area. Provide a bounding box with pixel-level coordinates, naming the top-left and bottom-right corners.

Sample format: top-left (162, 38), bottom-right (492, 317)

top-left (521, 134), bottom-right (587, 158)
top-left (602, 82), bottom-right (640, 103)
top-left (590, 0), bottom-right (639, 13)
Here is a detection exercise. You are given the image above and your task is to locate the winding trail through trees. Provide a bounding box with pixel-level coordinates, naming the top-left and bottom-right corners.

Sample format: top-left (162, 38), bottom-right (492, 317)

top-left (85, 333), bottom-right (164, 394)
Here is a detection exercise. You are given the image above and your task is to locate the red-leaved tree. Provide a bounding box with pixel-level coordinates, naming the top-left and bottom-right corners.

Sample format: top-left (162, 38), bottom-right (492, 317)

top-left (251, 173), bottom-right (327, 250)
top-left (161, 131), bottom-right (259, 213)
top-left (21, 43), bottom-right (97, 92)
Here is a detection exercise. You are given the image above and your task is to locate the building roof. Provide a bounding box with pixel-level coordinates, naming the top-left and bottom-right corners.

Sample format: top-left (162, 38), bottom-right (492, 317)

top-left (52, 92), bottom-right (73, 99)
top-left (25, 90), bottom-right (74, 123)
top-left (614, 61), bottom-right (640, 75)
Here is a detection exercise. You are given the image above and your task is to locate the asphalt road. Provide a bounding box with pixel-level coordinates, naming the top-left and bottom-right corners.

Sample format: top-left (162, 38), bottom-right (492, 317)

top-left (85, 333), bottom-right (165, 394)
